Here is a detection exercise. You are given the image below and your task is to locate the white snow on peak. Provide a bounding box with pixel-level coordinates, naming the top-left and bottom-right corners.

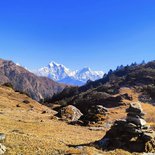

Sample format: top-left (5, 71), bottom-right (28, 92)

top-left (34, 61), bottom-right (104, 86)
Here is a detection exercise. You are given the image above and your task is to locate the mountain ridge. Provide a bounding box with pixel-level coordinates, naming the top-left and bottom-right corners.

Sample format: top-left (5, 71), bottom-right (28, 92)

top-left (0, 59), bottom-right (66, 101)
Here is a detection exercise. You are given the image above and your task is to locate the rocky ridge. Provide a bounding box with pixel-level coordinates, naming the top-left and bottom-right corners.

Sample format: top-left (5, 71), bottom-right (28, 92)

top-left (0, 59), bottom-right (66, 101)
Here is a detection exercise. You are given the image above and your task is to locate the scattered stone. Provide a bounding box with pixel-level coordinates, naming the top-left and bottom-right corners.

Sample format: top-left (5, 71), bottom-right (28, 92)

top-left (28, 105), bottom-right (34, 111)
top-left (23, 100), bottom-right (30, 104)
top-left (41, 109), bottom-right (53, 114)
top-left (97, 102), bottom-right (155, 153)
top-left (16, 104), bottom-right (21, 107)
top-left (88, 127), bottom-right (105, 131)
top-left (69, 120), bottom-right (84, 126)
top-left (42, 110), bottom-right (47, 114)
top-left (58, 105), bottom-right (83, 122)
top-left (50, 115), bottom-right (59, 120)
top-left (12, 129), bottom-right (24, 134)
top-left (104, 122), bottom-right (113, 129)
top-left (75, 146), bottom-right (84, 149)
top-left (0, 134), bottom-right (5, 142)
top-left (0, 143), bottom-right (6, 155)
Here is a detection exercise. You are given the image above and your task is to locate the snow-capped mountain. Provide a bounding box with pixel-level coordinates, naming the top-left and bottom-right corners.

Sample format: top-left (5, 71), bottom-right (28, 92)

top-left (36, 62), bottom-right (75, 81)
top-left (75, 67), bottom-right (104, 82)
top-left (34, 61), bottom-right (104, 86)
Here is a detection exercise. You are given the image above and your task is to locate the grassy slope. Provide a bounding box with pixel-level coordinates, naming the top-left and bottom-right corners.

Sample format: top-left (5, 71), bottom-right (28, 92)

top-left (0, 86), bottom-right (154, 154)
top-left (0, 86), bottom-right (104, 154)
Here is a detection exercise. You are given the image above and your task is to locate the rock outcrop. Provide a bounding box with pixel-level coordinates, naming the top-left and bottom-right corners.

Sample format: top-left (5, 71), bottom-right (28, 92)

top-left (81, 105), bottom-right (109, 126)
top-left (98, 102), bottom-right (155, 153)
top-left (58, 105), bottom-right (83, 122)
top-left (87, 105), bottom-right (108, 115)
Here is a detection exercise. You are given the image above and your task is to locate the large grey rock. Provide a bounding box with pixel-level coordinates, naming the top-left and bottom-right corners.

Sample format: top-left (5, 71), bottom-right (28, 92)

top-left (0, 143), bottom-right (6, 155)
top-left (59, 105), bottom-right (83, 122)
top-left (88, 105), bottom-right (108, 115)
top-left (81, 105), bottom-right (109, 126)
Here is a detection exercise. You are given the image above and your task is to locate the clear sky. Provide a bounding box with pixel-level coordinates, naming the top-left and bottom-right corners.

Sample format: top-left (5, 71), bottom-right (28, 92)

top-left (0, 0), bottom-right (155, 72)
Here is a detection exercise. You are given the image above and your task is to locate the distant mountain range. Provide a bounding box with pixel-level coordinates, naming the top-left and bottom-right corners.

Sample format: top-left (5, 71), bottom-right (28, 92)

top-left (34, 61), bottom-right (104, 86)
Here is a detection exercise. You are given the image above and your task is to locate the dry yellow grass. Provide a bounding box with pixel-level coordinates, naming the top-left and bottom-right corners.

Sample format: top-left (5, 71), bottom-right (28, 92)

top-left (0, 86), bottom-right (151, 154)
top-left (0, 86), bottom-right (104, 154)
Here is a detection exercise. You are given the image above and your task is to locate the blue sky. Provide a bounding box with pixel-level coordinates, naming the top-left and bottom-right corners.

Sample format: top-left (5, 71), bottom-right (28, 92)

top-left (0, 0), bottom-right (155, 72)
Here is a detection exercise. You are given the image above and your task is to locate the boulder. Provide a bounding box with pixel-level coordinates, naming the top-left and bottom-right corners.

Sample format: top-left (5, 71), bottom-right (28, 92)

top-left (81, 105), bottom-right (108, 126)
top-left (0, 143), bottom-right (6, 155)
top-left (87, 105), bottom-right (108, 115)
top-left (59, 105), bottom-right (83, 122)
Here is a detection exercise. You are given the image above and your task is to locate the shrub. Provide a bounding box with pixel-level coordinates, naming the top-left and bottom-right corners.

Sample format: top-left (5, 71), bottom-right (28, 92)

top-left (2, 83), bottom-right (13, 89)
top-left (23, 100), bottom-right (30, 104)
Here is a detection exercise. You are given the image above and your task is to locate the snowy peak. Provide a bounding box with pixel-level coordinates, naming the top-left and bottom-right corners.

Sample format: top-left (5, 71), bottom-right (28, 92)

top-left (34, 61), bottom-right (104, 86)
top-left (37, 61), bottom-right (73, 81)
top-left (48, 61), bottom-right (68, 71)
top-left (75, 67), bottom-right (104, 83)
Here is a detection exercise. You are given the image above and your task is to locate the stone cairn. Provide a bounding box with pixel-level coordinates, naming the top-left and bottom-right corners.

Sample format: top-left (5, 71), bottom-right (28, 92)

top-left (98, 102), bottom-right (155, 153)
